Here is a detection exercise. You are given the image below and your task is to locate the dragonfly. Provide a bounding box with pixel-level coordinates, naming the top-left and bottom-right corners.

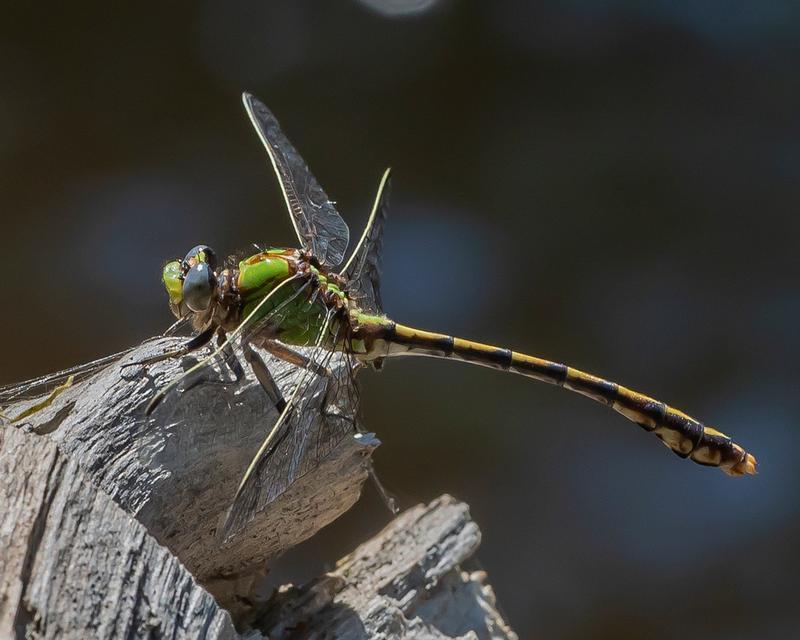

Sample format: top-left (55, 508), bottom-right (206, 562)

top-left (1, 93), bottom-right (757, 540)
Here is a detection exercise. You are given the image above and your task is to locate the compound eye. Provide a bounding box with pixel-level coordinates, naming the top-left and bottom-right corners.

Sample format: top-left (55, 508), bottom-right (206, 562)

top-left (183, 245), bottom-right (217, 272)
top-left (182, 262), bottom-right (217, 312)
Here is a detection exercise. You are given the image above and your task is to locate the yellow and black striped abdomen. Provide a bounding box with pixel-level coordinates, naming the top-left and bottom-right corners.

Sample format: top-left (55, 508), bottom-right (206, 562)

top-left (380, 322), bottom-right (757, 477)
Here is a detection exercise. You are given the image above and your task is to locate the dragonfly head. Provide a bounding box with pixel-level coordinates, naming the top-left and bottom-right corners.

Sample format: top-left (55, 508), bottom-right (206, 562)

top-left (162, 245), bottom-right (219, 318)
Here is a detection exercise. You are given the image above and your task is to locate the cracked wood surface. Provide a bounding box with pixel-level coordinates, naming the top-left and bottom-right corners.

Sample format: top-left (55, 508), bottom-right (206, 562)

top-left (1, 430), bottom-right (516, 640)
top-left (257, 495), bottom-right (518, 640)
top-left (1, 336), bottom-right (376, 614)
top-left (0, 425), bottom-right (241, 640)
top-left (1, 338), bottom-right (518, 638)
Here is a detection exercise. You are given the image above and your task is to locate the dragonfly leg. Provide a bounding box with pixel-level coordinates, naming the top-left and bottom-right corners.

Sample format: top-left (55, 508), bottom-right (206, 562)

top-left (122, 327), bottom-right (216, 368)
top-left (256, 339), bottom-right (332, 377)
top-left (216, 328), bottom-right (245, 382)
top-left (177, 328), bottom-right (249, 395)
top-left (369, 465), bottom-right (398, 514)
top-left (242, 341), bottom-right (287, 413)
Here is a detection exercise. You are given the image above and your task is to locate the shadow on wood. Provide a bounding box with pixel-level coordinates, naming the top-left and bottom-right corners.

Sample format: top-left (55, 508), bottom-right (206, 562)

top-left (0, 338), bottom-right (517, 638)
top-left (1, 336), bottom-right (375, 616)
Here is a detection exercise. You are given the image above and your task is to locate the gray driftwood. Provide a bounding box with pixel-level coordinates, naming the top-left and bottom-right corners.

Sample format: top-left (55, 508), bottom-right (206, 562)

top-left (1, 337), bottom-right (376, 616)
top-left (0, 424), bottom-right (241, 639)
top-left (1, 337), bottom-right (517, 638)
top-left (258, 495), bottom-right (518, 640)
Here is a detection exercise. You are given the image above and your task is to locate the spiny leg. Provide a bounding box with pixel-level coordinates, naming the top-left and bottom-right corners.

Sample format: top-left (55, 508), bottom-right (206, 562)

top-left (146, 274), bottom-right (305, 415)
top-left (221, 310), bottom-right (339, 538)
top-left (179, 328), bottom-right (251, 395)
top-left (369, 465), bottom-right (398, 514)
top-left (242, 341), bottom-right (287, 413)
top-left (322, 351), bottom-right (397, 514)
top-left (123, 326), bottom-right (216, 369)
top-left (216, 328), bottom-right (244, 382)
top-left (235, 288), bottom-right (332, 412)
top-left (236, 311), bottom-right (335, 494)
top-left (258, 339), bottom-right (332, 377)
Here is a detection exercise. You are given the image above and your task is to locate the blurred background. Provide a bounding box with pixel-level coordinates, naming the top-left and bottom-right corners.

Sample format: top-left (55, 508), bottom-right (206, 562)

top-left (2, 2), bottom-right (798, 638)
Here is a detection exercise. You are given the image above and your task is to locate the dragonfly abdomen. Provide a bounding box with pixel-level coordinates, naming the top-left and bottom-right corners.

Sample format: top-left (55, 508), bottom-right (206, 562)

top-left (557, 368), bottom-right (755, 476)
top-left (377, 321), bottom-right (757, 477)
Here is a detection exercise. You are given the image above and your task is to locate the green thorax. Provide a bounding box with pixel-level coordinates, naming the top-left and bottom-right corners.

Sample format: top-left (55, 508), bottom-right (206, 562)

top-left (236, 249), bottom-right (345, 347)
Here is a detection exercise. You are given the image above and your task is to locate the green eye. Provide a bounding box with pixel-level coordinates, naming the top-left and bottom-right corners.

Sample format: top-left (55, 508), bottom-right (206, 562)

top-left (162, 260), bottom-right (184, 307)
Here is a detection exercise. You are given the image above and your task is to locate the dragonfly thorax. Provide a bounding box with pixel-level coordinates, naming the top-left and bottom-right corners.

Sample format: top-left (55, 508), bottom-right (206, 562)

top-left (161, 244), bottom-right (355, 343)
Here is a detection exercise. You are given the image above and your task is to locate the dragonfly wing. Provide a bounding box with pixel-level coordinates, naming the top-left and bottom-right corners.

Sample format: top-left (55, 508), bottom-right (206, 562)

top-left (0, 347), bottom-right (136, 405)
top-left (242, 93), bottom-right (350, 267)
top-left (342, 168), bottom-right (391, 314)
top-left (162, 315), bottom-right (195, 337)
top-left (145, 275), bottom-right (314, 414)
top-left (1, 316), bottom-right (204, 408)
top-left (221, 319), bottom-right (358, 539)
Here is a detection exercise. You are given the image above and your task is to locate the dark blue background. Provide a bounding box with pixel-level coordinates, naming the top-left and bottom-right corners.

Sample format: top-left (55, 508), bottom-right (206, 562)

top-left (2, 2), bottom-right (798, 637)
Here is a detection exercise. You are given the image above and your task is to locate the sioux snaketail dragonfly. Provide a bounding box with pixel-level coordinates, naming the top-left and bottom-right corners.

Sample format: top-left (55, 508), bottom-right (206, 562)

top-left (0, 93), bottom-right (757, 538)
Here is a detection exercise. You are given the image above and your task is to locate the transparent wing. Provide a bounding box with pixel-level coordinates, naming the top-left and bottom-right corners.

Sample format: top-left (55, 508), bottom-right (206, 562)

top-left (221, 316), bottom-right (359, 539)
top-left (145, 275), bottom-right (314, 414)
top-left (342, 168), bottom-right (391, 315)
top-left (0, 317), bottom-right (193, 407)
top-left (242, 92), bottom-right (350, 267)
top-left (0, 349), bottom-right (133, 406)
top-left (162, 315), bottom-right (197, 338)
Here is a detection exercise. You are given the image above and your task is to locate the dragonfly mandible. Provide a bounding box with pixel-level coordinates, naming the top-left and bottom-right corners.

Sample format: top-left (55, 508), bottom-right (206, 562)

top-left (1, 93), bottom-right (757, 540)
